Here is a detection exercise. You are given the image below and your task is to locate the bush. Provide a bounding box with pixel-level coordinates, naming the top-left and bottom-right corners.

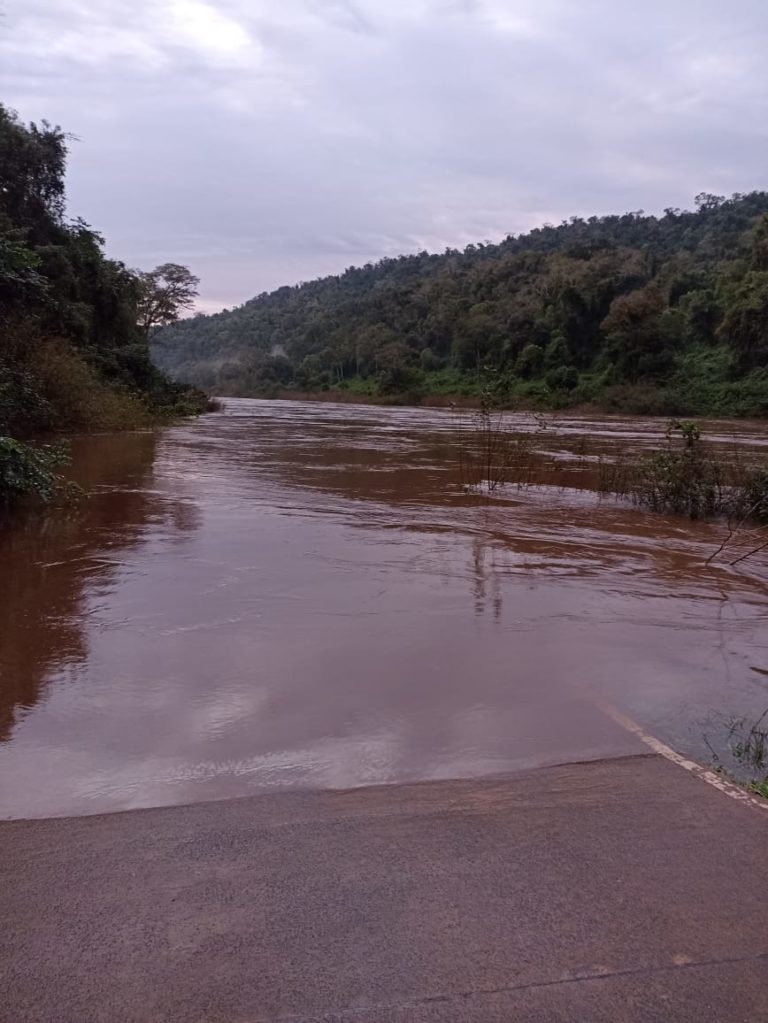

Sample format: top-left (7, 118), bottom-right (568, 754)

top-left (0, 436), bottom-right (77, 507)
top-left (599, 420), bottom-right (725, 518)
top-left (377, 362), bottom-right (425, 398)
top-left (419, 347), bottom-right (443, 372)
top-left (569, 372), bottom-right (607, 405)
top-left (545, 365), bottom-right (579, 392)
top-left (0, 363), bottom-right (53, 434)
top-left (544, 335), bottom-right (570, 371)
top-left (600, 384), bottom-right (685, 416)
top-left (32, 342), bottom-right (153, 431)
top-left (515, 344), bottom-right (544, 379)
top-left (721, 369), bottom-right (768, 417)
top-left (740, 468), bottom-right (768, 522)
top-left (599, 420), bottom-right (768, 522)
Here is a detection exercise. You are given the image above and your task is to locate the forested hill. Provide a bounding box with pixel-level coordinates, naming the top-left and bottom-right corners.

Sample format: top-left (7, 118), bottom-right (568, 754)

top-left (154, 192), bottom-right (768, 415)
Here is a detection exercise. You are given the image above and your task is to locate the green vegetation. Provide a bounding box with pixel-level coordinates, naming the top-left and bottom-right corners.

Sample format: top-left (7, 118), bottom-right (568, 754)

top-left (599, 419), bottom-right (768, 522)
top-left (456, 375), bottom-right (543, 493)
top-left (155, 192), bottom-right (768, 415)
top-left (722, 710), bottom-right (768, 801)
top-left (0, 104), bottom-right (208, 507)
top-left (729, 709), bottom-right (768, 773)
top-left (601, 419), bottom-right (726, 519)
top-left (137, 263), bottom-right (200, 339)
top-left (596, 418), bottom-right (768, 583)
top-left (0, 437), bottom-right (78, 507)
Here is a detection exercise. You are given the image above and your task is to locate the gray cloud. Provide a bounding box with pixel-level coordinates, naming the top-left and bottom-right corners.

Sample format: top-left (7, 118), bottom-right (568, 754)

top-left (2, 0), bottom-right (767, 310)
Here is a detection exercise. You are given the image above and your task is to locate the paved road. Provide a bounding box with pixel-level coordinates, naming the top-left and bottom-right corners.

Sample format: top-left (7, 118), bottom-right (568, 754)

top-left (3, 753), bottom-right (768, 1022)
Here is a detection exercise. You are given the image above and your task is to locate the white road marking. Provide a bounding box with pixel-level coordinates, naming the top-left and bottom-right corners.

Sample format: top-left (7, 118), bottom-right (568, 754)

top-left (598, 701), bottom-right (768, 814)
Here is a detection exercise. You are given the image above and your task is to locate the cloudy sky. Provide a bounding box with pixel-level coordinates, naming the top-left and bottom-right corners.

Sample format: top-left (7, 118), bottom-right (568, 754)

top-left (2, 1), bottom-right (767, 311)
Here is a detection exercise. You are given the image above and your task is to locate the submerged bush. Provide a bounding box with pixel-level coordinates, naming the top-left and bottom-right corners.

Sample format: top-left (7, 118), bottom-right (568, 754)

top-left (457, 376), bottom-right (544, 492)
top-left (0, 437), bottom-right (78, 507)
top-left (740, 468), bottom-right (768, 522)
top-left (599, 420), bottom-right (768, 521)
top-left (458, 411), bottom-right (539, 493)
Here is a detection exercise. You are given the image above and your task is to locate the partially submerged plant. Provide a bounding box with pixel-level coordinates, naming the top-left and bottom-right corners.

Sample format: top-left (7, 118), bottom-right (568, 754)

top-left (727, 708), bottom-right (768, 772)
top-left (703, 707), bottom-right (768, 799)
top-left (599, 419), bottom-right (729, 519)
top-left (0, 437), bottom-right (81, 508)
top-left (599, 419), bottom-right (768, 524)
top-left (730, 709), bottom-right (768, 800)
top-left (457, 372), bottom-right (545, 493)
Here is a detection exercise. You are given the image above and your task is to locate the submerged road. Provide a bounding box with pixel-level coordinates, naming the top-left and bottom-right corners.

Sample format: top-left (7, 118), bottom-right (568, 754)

top-left (3, 753), bottom-right (768, 1022)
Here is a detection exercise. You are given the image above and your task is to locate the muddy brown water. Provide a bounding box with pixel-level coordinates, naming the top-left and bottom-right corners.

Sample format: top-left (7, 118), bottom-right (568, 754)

top-left (1, 399), bottom-right (767, 819)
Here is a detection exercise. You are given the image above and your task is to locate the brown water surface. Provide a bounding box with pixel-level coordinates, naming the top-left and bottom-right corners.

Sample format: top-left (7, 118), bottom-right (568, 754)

top-left (1, 399), bottom-right (767, 818)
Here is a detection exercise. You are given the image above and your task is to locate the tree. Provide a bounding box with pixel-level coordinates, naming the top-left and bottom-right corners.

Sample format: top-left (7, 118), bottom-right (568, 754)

top-left (600, 285), bottom-right (672, 380)
top-left (376, 341), bottom-right (424, 396)
top-left (719, 271), bottom-right (768, 371)
top-left (544, 334), bottom-right (570, 370)
top-left (751, 214), bottom-right (768, 273)
top-left (545, 365), bottom-right (579, 391)
top-left (0, 106), bottom-right (68, 240)
top-left (137, 263), bottom-right (199, 338)
top-left (515, 343), bottom-right (544, 379)
top-left (0, 101), bottom-right (208, 504)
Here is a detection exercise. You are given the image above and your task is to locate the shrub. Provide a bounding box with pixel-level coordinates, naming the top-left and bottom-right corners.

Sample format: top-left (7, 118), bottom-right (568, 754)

top-left (457, 410), bottom-right (538, 493)
top-left (419, 347), bottom-right (443, 372)
top-left (599, 419), bottom-right (768, 522)
top-left (544, 335), bottom-right (571, 371)
top-left (0, 437), bottom-right (77, 507)
top-left (739, 468), bottom-right (768, 522)
top-left (0, 363), bottom-right (53, 434)
top-left (377, 362), bottom-right (425, 398)
top-left (599, 420), bottom-right (728, 519)
top-left (545, 365), bottom-right (579, 392)
top-left (600, 384), bottom-right (685, 416)
top-left (515, 343), bottom-right (544, 379)
top-left (31, 342), bottom-right (152, 431)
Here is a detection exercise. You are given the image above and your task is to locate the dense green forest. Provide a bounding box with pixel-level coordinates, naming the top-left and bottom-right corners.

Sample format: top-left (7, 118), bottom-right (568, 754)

top-left (155, 192), bottom-right (768, 415)
top-left (0, 104), bottom-right (206, 505)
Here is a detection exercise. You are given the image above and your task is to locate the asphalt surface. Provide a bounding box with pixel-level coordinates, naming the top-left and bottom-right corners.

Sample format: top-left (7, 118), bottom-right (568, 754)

top-left (3, 753), bottom-right (768, 1022)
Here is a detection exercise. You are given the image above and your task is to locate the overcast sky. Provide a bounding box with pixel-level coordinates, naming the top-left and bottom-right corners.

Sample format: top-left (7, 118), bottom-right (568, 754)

top-left (2, 1), bottom-right (767, 312)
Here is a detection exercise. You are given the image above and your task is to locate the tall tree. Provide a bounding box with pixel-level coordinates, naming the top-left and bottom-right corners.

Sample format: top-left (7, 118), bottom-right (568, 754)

top-left (0, 106), bottom-right (67, 240)
top-left (137, 263), bottom-right (199, 338)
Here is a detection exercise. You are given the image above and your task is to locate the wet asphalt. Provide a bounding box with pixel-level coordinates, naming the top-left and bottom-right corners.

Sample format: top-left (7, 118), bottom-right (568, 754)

top-left (2, 753), bottom-right (768, 1022)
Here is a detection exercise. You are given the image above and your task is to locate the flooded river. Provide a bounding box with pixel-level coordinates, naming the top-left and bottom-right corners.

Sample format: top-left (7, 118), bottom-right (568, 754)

top-left (1, 399), bottom-right (767, 818)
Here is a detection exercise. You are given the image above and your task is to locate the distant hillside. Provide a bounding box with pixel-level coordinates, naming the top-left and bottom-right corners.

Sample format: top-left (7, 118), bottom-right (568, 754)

top-left (154, 192), bottom-right (768, 415)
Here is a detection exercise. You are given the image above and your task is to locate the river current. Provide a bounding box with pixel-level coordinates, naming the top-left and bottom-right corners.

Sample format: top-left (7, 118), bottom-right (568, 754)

top-left (1, 399), bottom-right (766, 818)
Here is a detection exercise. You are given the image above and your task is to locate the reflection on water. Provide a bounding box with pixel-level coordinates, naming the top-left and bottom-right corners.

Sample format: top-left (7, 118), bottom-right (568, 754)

top-left (1, 399), bottom-right (767, 818)
top-left (0, 433), bottom-right (199, 741)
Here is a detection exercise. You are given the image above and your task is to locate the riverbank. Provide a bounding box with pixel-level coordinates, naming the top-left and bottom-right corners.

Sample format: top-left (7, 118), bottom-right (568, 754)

top-left (3, 754), bottom-right (768, 1022)
top-left (243, 373), bottom-right (768, 417)
top-left (0, 104), bottom-right (212, 510)
top-left (269, 387), bottom-right (486, 409)
top-left (261, 386), bottom-right (612, 415)
top-left (0, 394), bottom-right (212, 510)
